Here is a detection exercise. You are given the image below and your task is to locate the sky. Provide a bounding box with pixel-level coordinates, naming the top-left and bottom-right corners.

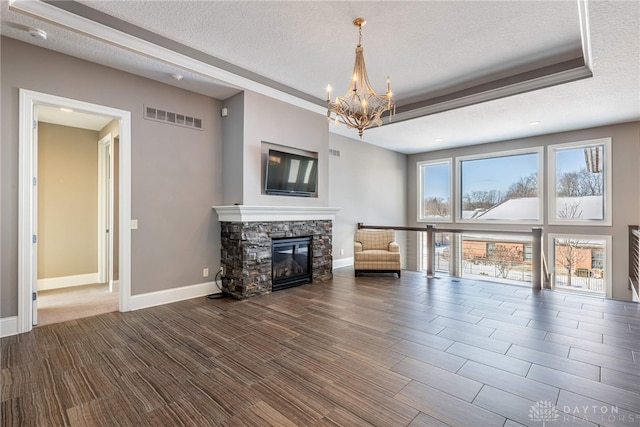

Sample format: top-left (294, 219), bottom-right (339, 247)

top-left (423, 146), bottom-right (597, 199)
top-left (461, 153), bottom-right (538, 195)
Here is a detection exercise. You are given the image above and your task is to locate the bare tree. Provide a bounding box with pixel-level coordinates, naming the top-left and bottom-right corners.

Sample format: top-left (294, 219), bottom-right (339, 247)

top-left (487, 244), bottom-right (523, 279)
top-left (424, 197), bottom-right (448, 217)
top-left (462, 190), bottom-right (504, 211)
top-left (557, 171), bottom-right (582, 197)
top-left (557, 201), bottom-right (583, 220)
top-left (555, 203), bottom-right (590, 287)
top-left (557, 169), bottom-right (603, 197)
top-left (555, 238), bottom-right (590, 287)
top-left (506, 173), bottom-right (538, 198)
top-left (577, 169), bottom-right (604, 196)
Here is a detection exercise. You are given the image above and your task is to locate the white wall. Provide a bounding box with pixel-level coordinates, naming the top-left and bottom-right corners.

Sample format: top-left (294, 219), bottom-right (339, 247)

top-left (329, 133), bottom-right (408, 267)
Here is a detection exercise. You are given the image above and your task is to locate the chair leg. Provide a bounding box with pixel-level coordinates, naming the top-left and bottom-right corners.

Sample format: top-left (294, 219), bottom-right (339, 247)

top-left (397, 270), bottom-right (401, 278)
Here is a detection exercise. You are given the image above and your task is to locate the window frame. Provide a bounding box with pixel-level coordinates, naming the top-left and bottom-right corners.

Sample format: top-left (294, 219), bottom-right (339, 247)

top-left (547, 138), bottom-right (612, 226)
top-left (591, 250), bottom-right (604, 270)
top-left (456, 147), bottom-right (544, 225)
top-left (547, 233), bottom-right (612, 298)
top-left (417, 158), bottom-right (453, 223)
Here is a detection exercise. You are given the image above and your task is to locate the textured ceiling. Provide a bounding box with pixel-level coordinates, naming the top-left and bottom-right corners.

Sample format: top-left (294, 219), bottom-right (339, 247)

top-left (2, 0), bottom-right (638, 153)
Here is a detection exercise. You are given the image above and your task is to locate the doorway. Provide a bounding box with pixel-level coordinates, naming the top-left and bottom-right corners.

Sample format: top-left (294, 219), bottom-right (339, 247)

top-left (18, 89), bottom-right (132, 334)
top-left (34, 114), bottom-right (118, 326)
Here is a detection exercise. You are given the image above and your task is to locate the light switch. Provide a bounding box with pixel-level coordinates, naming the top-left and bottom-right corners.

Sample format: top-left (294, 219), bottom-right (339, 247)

top-left (131, 219), bottom-right (138, 229)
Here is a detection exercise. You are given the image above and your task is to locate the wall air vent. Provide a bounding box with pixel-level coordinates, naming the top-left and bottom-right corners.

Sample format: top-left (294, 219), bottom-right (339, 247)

top-left (329, 148), bottom-right (341, 157)
top-left (144, 106), bottom-right (203, 130)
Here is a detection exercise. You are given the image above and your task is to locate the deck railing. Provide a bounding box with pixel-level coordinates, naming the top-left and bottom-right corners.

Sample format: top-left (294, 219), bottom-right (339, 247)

top-left (629, 225), bottom-right (639, 300)
top-left (357, 223), bottom-right (544, 290)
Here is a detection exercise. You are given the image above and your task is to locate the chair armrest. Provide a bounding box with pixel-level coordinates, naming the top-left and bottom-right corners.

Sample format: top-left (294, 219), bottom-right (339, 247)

top-left (354, 241), bottom-right (363, 253)
top-left (389, 242), bottom-right (400, 252)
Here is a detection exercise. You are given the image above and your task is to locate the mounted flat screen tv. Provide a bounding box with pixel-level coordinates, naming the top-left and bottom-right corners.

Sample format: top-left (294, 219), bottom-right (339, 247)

top-left (265, 149), bottom-right (318, 197)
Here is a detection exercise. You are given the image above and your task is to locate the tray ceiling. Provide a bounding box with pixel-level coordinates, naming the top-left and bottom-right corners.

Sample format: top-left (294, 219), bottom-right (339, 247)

top-left (2, 0), bottom-right (638, 153)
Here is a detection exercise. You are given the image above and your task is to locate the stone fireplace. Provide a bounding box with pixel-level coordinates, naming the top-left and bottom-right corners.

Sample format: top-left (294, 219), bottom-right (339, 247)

top-left (213, 206), bottom-right (340, 299)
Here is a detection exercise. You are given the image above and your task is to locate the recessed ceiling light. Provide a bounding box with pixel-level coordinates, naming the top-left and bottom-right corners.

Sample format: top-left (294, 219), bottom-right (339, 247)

top-left (435, 138), bottom-right (444, 142)
top-left (170, 73), bottom-right (184, 81)
top-left (28, 28), bottom-right (48, 41)
top-left (529, 121), bottom-right (541, 126)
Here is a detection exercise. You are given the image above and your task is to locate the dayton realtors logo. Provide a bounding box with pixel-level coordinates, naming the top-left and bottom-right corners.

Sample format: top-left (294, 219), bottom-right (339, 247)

top-left (529, 400), bottom-right (559, 426)
top-left (529, 401), bottom-right (638, 425)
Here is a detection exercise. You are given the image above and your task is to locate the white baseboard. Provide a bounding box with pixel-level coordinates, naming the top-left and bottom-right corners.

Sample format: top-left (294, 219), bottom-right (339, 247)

top-left (38, 273), bottom-right (100, 291)
top-left (0, 316), bottom-right (19, 338)
top-left (333, 257), bottom-right (354, 270)
top-left (130, 280), bottom-right (221, 311)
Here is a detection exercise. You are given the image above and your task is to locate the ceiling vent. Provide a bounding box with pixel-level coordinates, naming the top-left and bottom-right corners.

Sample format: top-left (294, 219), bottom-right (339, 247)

top-left (329, 148), bottom-right (341, 157)
top-left (144, 105), bottom-right (203, 130)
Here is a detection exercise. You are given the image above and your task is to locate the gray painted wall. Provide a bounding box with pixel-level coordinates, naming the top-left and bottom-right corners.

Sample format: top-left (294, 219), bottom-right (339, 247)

top-left (407, 122), bottom-right (640, 300)
top-left (221, 92), bottom-right (245, 205)
top-left (329, 133), bottom-right (408, 267)
top-left (1, 37), bottom-right (222, 317)
top-left (242, 91), bottom-right (329, 207)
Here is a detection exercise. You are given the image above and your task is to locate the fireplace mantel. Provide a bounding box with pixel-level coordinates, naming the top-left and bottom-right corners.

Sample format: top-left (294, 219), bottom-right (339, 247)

top-left (213, 205), bottom-right (340, 222)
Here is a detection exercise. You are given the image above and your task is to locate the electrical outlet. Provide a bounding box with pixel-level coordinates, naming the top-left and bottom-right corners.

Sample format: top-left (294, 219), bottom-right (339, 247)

top-left (131, 219), bottom-right (138, 229)
top-left (203, 268), bottom-right (209, 278)
top-left (219, 266), bottom-right (225, 276)
top-left (340, 249), bottom-right (344, 255)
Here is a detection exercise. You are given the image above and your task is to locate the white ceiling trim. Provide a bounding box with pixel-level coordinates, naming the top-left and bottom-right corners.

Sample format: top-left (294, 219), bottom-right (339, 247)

top-left (9, 0), bottom-right (326, 116)
top-left (389, 59), bottom-right (592, 125)
top-left (577, 0), bottom-right (593, 70)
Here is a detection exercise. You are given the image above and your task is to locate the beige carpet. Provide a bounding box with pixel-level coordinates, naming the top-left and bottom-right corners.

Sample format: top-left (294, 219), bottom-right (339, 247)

top-left (37, 282), bottom-right (119, 326)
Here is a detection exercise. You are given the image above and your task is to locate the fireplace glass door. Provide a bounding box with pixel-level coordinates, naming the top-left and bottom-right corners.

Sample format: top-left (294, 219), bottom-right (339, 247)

top-left (271, 236), bottom-right (312, 291)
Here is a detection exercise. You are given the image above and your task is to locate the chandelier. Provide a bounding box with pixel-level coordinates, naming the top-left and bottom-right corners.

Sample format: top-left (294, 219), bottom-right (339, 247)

top-left (326, 18), bottom-right (395, 138)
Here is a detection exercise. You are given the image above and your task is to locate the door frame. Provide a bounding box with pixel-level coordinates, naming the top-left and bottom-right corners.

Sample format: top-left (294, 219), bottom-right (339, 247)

top-left (18, 89), bottom-right (132, 333)
top-left (98, 134), bottom-right (114, 288)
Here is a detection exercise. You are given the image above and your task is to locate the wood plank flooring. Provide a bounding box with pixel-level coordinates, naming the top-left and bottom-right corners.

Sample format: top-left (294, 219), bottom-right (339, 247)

top-left (2, 269), bottom-right (639, 426)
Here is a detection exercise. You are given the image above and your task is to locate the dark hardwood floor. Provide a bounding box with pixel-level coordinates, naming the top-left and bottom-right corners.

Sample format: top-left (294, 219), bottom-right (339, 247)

top-left (2, 269), bottom-right (639, 426)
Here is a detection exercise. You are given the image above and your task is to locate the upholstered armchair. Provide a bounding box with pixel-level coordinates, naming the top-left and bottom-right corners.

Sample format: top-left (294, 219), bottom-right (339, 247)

top-left (354, 229), bottom-right (401, 277)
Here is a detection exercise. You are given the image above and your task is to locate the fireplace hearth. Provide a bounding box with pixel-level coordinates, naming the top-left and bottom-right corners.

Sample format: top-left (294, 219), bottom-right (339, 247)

top-left (272, 236), bottom-right (312, 291)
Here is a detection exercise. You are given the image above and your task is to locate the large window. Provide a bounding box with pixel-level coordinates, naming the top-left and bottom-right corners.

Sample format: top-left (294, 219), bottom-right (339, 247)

top-left (418, 159), bottom-right (452, 222)
top-left (548, 138), bottom-right (611, 225)
top-left (457, 148), bottom-right (543, 223)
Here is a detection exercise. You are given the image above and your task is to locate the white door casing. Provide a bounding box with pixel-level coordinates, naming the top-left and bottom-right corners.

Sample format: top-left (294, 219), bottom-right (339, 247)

top-left (18, 89), bottom-right (132, 333)
top-left (98, 134), bottom-right (113, 287)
